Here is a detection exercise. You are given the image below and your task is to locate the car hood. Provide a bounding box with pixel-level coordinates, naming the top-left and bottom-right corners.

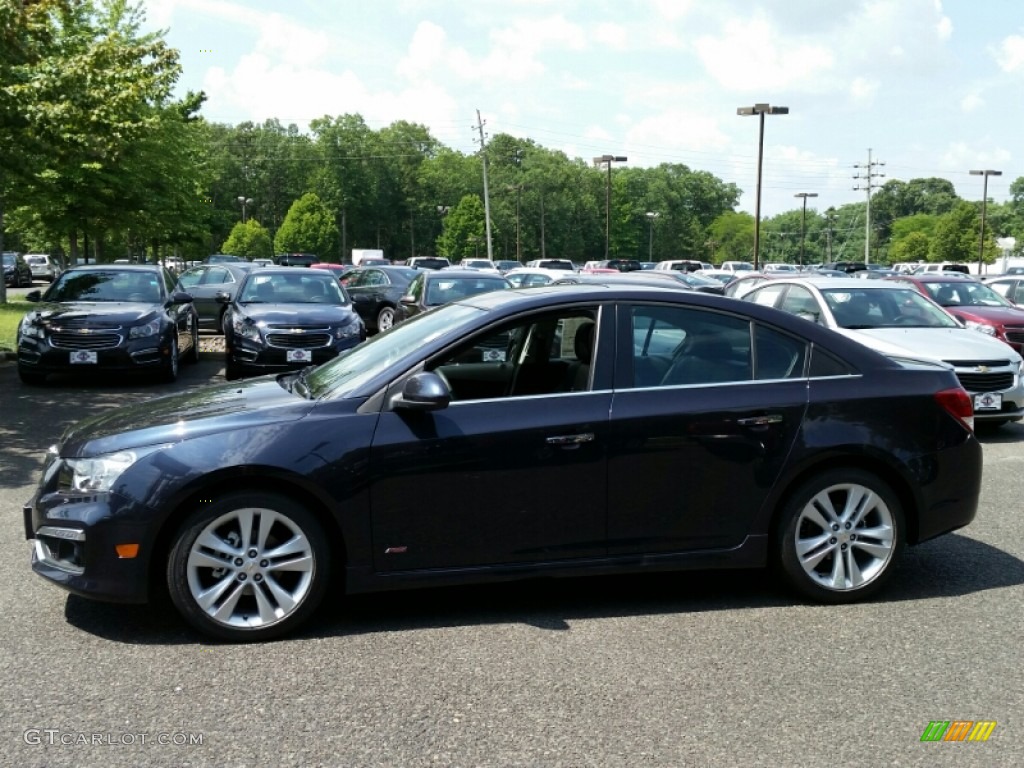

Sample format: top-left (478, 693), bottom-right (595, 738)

top-left (26, 301), bottom-right (161, 326)
top-left (59, 376), bottom-right (315, 458)
top-left (234, 304), bottom-right (359, 324)
top-left (946, 305), bottom-right (1024, 325)
top-left (836, 327), bottom-right (1021, 363)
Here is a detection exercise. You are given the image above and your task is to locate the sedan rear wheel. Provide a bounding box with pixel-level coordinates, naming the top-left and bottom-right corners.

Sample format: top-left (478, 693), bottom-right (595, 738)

top-left (377, 306), bottom-right (395, 333)
top-left (166, 492), bottom-right (329, 641)
top-left (775, 469), bottom-right (903, 603)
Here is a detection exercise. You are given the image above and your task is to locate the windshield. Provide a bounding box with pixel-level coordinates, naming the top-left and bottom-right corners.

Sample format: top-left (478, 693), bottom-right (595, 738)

top-left (822, 287), bottom-right (960, 329)
top-left (2, 254), bottom-right (15, 266)
top-left (922, 280), bottom-right (1014, 308)
top-left (306, 303), bottom-right (483, 398)
top-left (425, 276), bottom-right (508, 306)
top-left (239, 272), bottom-right (349, 304)
top-left (44, 270), bottom-right (163, 302)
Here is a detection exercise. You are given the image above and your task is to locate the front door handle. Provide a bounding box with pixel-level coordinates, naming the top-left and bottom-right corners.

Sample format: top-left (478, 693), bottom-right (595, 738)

top-left (546, 433), bottom-right (595, 446)
top-left (736, 414), bottom-right (783, 427)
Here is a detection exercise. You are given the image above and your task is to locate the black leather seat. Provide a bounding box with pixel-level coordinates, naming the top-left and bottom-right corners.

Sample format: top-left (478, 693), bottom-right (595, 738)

top-left (566, 321), bottom-right (595, 391)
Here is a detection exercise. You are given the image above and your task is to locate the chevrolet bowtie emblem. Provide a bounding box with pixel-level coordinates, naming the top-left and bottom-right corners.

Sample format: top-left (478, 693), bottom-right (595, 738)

top-left (976, 365), bottom-right (989, 373)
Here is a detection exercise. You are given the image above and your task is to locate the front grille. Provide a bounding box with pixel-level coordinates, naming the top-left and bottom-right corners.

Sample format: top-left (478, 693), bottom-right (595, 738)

top-left (955, 371), bottom-right (1015, 392)
top-left (266, 330), bottom-right (331, 349)
top-left (50, 331), bottom-right (122, 350)
top-left (945, 358), bottom-right (1009, 367)
top-left (1004, 328), bottom-right (1024, 344)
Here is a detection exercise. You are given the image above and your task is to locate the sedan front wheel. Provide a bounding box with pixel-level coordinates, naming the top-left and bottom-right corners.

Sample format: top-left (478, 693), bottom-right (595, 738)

top-left (166, 492), bottom-right (330, 641)
top-left (775, 469), bottom-right (903, 603)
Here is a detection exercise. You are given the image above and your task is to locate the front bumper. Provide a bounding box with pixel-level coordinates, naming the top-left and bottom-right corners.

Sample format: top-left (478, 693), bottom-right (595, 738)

top-left (227, 334), bottom-right (362, 373)
top-left (24, 494), bottom-right (153, 603)
top-left (18, 335), bottom-right (172, 374)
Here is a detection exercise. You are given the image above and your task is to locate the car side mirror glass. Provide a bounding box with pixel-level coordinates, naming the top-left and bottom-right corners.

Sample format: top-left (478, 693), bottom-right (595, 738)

top-left (393, 372), bottom-right (451, 411)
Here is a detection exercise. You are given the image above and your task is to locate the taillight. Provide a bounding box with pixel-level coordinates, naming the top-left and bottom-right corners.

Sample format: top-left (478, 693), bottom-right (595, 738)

top-left (934, 387), bottom-right (974, 432)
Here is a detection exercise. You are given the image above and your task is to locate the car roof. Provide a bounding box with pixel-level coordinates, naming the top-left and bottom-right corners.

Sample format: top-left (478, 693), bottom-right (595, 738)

top-left (425, 269), bottom-right (507, 278)
top-left (761, 277), bottom-right (918, 291)
top-left (889, 272), bottom-right (977, 282)
top-left (65, 263), bottom-right (164, 272)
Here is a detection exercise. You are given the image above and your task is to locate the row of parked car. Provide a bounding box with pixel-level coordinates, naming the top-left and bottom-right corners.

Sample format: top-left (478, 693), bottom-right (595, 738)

top-left (14, 256), bottom-right (1024, 432)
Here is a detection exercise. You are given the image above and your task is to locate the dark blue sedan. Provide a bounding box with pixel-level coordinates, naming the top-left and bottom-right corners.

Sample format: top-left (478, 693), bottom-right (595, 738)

top-left (219, 268), bottom-right (365, 379)
top-left (24, 285), bottom-right (981, 641)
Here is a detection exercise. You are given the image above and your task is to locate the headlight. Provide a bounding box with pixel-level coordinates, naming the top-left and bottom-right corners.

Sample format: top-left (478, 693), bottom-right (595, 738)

top-left (232, 316), bottom-right (261, 340)
top-left (333, 321), bottom-right (362, 339)
top-left (19, 316), bottom-right (44, 339)
top-left (129, 318), bottom-right (161, 338)
top-left (963, 320), bottom-right (996, 336)
top-left (60, 450), bottom-right (142, 493)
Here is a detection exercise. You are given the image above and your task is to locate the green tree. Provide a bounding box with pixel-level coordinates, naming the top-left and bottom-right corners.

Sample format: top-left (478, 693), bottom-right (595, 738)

top-left (930, 202), bottom-right (987, 264)
top-left (221, 219), bottom-right (272, 260)
top-left (274, 192), bottom-right (338, 258)
top-left (436, 195), bottom-right (486, 259)
top-left (705, 211), bottom-right (754, 263)
top-left (890, 231), bottom-right (931, 262)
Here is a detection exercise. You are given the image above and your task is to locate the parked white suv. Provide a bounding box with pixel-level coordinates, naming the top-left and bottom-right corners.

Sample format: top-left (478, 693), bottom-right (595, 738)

top-left (23, 254), bottom-right (62, 282)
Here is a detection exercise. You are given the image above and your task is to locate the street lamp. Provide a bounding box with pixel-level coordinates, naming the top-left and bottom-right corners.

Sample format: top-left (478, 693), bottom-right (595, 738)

top-left (794, 192), bottom-right (818, 267)
top-left (969, 170), bottom-right (1002, 275)
top-left (737, 103), bottom-right (789, 270)
top-left (593, 154), bottom-right (627, 259)
top-left (237, 196), bottom-right (254, 223)
top-left (645, 211), bottom-right (660, 261)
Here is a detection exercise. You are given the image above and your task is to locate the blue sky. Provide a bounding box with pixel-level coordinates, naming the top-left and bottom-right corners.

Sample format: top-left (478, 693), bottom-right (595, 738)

top-left (142, 0), bottom-right (1024, 217)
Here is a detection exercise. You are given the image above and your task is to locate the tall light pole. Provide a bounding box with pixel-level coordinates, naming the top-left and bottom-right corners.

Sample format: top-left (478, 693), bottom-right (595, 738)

top-left (645, 211), bottom-right (660, 261)
top-left (593, 154), bottom-right (627, 259)
top-left (970, 169), bottom-right (1002, 275)
top-left (737, 104), bottom-right (788, 271)
top-left (237, 196), bottom-right (253, 223)
top-left (794, 192), bottom-right (818, 267)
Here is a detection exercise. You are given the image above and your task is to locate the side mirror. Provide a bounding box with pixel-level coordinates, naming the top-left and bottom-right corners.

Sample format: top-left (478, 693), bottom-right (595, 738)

top-left (392, 372), bottom-right (451, 411)
top-left (399, 294), bottom-right (415, 305)
top-left (25, 289), bottom-right (42, 302)
top-left (170, 291), bottom-right (193, 304)
top-left (214, 291), bottom-right (232, 304)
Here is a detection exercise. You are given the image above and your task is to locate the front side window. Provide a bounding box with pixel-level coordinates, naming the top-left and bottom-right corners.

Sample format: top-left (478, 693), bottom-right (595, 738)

top-left (428, 307), bottom-right (600, 401)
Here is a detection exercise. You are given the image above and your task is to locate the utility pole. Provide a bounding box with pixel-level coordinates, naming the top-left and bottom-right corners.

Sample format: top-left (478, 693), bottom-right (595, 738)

top-left (474, 110), bottom-right (494, 261)
top-left (853, 148), bottom-right (884, 265)
top-left (825, 207), bottom-right (836, 262)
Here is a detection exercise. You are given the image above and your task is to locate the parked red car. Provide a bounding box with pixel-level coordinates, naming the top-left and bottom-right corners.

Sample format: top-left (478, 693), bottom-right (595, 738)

top-left (887, 273), bottom-right (1024, 354)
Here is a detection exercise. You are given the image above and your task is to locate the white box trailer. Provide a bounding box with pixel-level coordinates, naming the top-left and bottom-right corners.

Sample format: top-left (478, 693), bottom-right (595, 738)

top-left (350, 249), bottom-right (385, 266)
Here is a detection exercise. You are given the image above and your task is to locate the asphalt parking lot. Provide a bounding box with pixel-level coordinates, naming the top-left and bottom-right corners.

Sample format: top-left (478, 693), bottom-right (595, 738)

top-left (1, 343), bottom-right (1023, 767)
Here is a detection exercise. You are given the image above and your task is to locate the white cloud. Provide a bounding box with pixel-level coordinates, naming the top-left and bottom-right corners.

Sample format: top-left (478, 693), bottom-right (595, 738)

top-left (593, 22), bottom-right (629, 51)
top-left (961, 93), bottom-right (984, 111)
top-left (693, 14), bottom-right (835, 92)
top-left (994, 35), bottom-right (1024, 73)
top-left (850, 77), bottom-right (879, 103)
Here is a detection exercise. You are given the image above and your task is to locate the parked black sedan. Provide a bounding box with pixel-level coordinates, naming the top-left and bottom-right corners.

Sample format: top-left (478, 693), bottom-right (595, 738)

top-left (395, 269), bottom-right (511, 323)
top-left (24, 285), bottom-right (981, 641)
top-left (175, 261), bottom-right (257, 333)
top-left (220, 267), bottom-right (365, 379)
top-left (16, 264), bottom-right (198, 385)
top-left (341, 265), bottom-right (419, 333)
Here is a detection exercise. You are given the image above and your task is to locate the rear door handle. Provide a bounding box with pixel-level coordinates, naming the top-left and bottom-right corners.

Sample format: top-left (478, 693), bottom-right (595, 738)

top-left (736, 414), bottom-right (784, 427)
top-left (546, 433), bottom-right (595, 446)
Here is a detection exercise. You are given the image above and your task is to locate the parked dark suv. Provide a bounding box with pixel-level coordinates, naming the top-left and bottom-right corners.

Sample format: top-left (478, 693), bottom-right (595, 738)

top-left (276, 252), bottom-right (319, 267)
top-left (3, 251), bottom-right (33, 287)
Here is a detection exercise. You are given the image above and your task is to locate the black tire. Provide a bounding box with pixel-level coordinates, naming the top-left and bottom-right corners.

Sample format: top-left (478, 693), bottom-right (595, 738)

top-left (774, 468), bottom-right (904, 603)
top-left (185, 322), bottom-right (200, 365)
top-left (166, 491), bottom-right (330, 641)
top-left (161, 335), bottom-right (179, 383)
top-left (376, 305), bottom-right (395, 333)
top-left (225, 357), bottom-right (242, 381)
top-left (18, 366), bottom-right (47, 385)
